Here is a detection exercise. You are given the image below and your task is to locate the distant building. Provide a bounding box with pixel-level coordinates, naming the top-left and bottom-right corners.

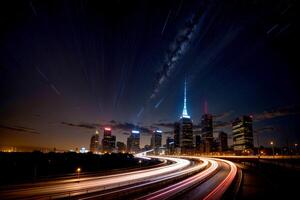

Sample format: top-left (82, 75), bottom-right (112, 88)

top-left (174, 80), bottom-right (194, 154)
top-left (195, 134), bottom-right (202, 153)
top-left (127, 130), bottom-right (140, 153)
top-left (151, 130), bottom-right (162, 154)
top-left (174, 122), bottom-right (181, 150)
top-left (166, 137), bottom-right (174, 154)
top-left (90, 130), bottom-right (100, 153)
top-left (143, 145), bottom-right (152, 151)
top-left (102, 127), bottom-right (116, 153)
top-left (218, 131), bottom-right (228, 152)
top-left (232, 116), bottom-right (254, 152)
top-left (116, 141), bottom-right (126, 153)
top-left (201, 114), bottom-right (213, 153)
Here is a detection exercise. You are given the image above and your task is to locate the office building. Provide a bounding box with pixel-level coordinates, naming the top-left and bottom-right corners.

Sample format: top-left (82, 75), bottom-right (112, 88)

top-left (166, 136), bottom-right (175, 154)
top-left (151, 130), bottom-right (162, 149)
top-left (218, 131), bottom-right (228, 152)
top-left (127, 130), bottom-right (140, 153)
top-left (90, 130), bottom-right (100, 153)
top-left (102, 127), bottom-right (116, 153)
top-left (116, 141), bottom-right (126, 153)
top-left (232, 116), bottom-right (254, 152)
top-left (201, 113), bottom-right (213, 153)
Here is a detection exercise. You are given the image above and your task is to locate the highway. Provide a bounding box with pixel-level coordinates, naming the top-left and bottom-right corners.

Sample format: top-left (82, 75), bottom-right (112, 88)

top-left (138, 157), bottom-right (237, 200)
top-left (0, 156), bottom-right (198, 199)
top-left (0, 156), bottom-right (237, 200)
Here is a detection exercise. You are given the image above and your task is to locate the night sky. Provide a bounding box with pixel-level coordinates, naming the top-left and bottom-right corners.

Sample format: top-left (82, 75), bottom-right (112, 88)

top-left (1, 0), bottom-right (299, 150)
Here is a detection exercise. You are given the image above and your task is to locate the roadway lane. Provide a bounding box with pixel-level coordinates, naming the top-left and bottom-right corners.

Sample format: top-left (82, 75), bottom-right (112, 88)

top-left (76, 157), bottom-right (209, 200)
top-left (0, 157), bottom-right (193, 199)
top-left (139, 157), bottom-right (237, 200)
top-left (177, 159), bottom-right (236, 200)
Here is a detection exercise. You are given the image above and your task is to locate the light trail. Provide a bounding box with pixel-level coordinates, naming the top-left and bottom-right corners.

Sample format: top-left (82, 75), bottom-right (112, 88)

top-left (140, 157), bottom-right (219, 200)
top-left (0, 157), bottom-right (192, 199)
top-left (203, 158), bottom-right (237, 200)
top-left (139, 156), bottom-right (238, 200)
top-left (79, 156), bottom-right (209, 200)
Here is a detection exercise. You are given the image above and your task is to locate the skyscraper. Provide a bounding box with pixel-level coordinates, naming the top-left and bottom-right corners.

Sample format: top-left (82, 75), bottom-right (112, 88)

top-left (127, 130), bottom-right (140, 153)
top-left (166, 136), bottom-right (174, 154)
top-left (102, 127), bottom-right (116, 153)
top-left (232, 116), bottom-right (254, 152)
top-left (116, 141), bottom-right (126, 153)
top-left (90, 130), bottom-right (100, 153)
top-left (218, 131), bottom-right (228, 152)
top-left (151, 130), bottom-right (162, 148)
top-left (151, 129), bottom-right (162, 154)
top-left (201, 113), bottom-right (213, 153)
top-left (174, 79), bottom-right (193, 154)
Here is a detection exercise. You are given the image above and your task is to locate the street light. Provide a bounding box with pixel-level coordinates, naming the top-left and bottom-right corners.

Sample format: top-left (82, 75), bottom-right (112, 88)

top-left (138, 160), bottom-right (142, 168)
top-left (76, 167), bottom-right (81, 183)
top-left (270, 141), bottom-right (275, 158)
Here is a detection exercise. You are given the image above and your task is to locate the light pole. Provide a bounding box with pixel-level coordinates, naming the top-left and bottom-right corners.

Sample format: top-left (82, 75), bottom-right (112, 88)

top-left (270, 141), bottom-right (275, 158)
top-left (76, 167), bottom-right (81, 183)
top-left (139, 160), bottom-right (142, 168)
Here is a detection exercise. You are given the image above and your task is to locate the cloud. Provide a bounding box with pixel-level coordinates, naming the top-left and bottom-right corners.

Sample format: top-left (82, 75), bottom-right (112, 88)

top-left (253, 126), bottom-right (275, 133)
top-left (154, 122), bottom-right (174, 129)
top-left (61, 121), bottom-right (153, 134)
top-left (0, 124), bottom-right (40, 134)
top-left (253, 105), bottom-right (300, 121)
top-left (61, 122), bottom-right (98, 130)
top-left (213, 121), bottom-right (231, 129)
top-left (213, 110), bottom-right (234, 121)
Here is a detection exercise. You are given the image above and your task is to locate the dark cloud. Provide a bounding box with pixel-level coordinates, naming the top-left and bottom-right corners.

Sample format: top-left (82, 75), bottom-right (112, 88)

top-left (121, 132), bottom-right (130, 136)
top-left (61, 121), bottom-right (152, 134)
top-left (0, 124), bottom-right (40, 134)
top-left (253, 126), bottom-right (275, 133)
top-left (154, 122), bottom-right (174, 129)
top-left (213, 111), bottom-right (234, 121)
top-left (61, 122), bottom-right (99, 130)
top-left (253, 105), bottom-right (300, 121)
top-left (213, 121), bottom-right (231, 129)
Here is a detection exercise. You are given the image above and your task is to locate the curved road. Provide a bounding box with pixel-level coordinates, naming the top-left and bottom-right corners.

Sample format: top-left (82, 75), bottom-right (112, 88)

top-left (0, 156), bottom-right (237, 200)
top-left (138, 156), bottom-right (237, 200)
top-left (0, 156), bottom-right (197, 199)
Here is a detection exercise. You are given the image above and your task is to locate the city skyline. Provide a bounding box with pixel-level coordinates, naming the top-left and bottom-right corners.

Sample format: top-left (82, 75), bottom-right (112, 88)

top-left (1, 0), bottom-right (299, 150)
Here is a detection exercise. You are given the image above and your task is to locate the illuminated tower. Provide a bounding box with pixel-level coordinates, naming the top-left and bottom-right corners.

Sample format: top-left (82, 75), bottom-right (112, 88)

top-left (181, 79), bottom-right (190, 119)
top-left (174, 79), bottom-right (193, 154)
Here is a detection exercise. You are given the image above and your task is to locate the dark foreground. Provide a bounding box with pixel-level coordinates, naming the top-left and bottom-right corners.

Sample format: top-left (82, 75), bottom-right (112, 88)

top-left (0, 152), bottom-right (160, 185)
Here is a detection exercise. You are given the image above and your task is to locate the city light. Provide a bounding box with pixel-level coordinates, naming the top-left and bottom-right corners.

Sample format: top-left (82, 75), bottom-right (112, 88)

top-left (104, 127), bottom-right (111, 131)
top-left (132, 130), bottom-right (140, 134)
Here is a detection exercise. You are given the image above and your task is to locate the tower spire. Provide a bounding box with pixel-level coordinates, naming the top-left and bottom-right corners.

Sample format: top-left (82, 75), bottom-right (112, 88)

top-left (182, 79), bottom-right (190, 118)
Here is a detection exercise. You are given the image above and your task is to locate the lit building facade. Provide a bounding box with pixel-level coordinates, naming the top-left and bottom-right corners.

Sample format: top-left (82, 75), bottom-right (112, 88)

top-left (127, 130), bottom-right (140, 153)
top-left (166, 136), bottom-right (174, 154)
top-left (102, 127), bottom-right (116, 153)
top-left (151, 130), bottom-right (162, 149)
top-left (232, 116), bottom-right (254, 152)
top-left (90, 130), bottom-right (100, 153)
